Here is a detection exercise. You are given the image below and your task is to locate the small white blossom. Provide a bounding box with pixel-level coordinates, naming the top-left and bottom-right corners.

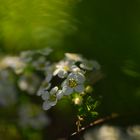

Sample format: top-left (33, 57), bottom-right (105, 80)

top-left (18, 73), bottom-right (41, 95)
top-left (37, 79), bottom-right (51, 96)
top-left (65, 53), bottom-right (83, 62)
top-left (62, 72), bottom-right (85, 95)
top-left (41, 91), bottom-right (50, 100)
top-left (50, 86), bottom-right (59, 95)
top-left (42, 87), bottom-right (63, 110)
top-left (37, 66), bottom-right (53, 96)
top-left (56, 90), bottom-right (64, 100)
top-left (42, 89), bottom-right (63, 101)
top-left (37, 82), bottom-right (51, 96)
top-left (71, 65), bottom-right (85, 74)
top-left (43, 100), bottom-right (57, 110)
top-left (53, 61), bottom-right (71, 78)
top-left (42, 86), bottom-right (60, 110)
top-left (0, 56), bottom-right (25, 74)
top-left (45, 66), bottom-right (54, 81)
top-left (32, 56), bottom-right (50, 71)
top-left (80, 60), bottom-right (101, 71)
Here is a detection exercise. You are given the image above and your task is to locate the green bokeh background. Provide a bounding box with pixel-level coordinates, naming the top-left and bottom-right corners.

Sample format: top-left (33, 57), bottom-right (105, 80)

top-left (0, 0), bottom-right (140, 139)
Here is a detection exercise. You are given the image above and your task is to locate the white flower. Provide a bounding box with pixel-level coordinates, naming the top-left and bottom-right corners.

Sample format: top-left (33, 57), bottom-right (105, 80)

top-left (37, 67), bottom-right (53, 96)
top-left (32, 56), bottom-right (50, 71)
top-left (43, 99), bottom-right (57, 110)
top-left (37, 65), bottom-right (54, 97)
top-left (65, 53), bottom-right (83, 62)
top-left (0, 56), bottom-right (25, 74)
top-left (56, 90), bottom-right (64, 100)
top-left (20, 48), bottom-right (52, 64)
top-left (37, 79), bottom-right (51, 96)
top-left (62, 72), bottom-right (85, 95)
top-left (53, 61), bottom-right (71, 78)
top-left (80, 60), bottom-right (101, 71)
top-left (42, 87), bottom-right (63, 110)
top-left (44, 66), bottom-right (54, 81)
top-left (71, 65), bottom-right (85, 74)
top-left (18, 73), bottom-right (40, 95)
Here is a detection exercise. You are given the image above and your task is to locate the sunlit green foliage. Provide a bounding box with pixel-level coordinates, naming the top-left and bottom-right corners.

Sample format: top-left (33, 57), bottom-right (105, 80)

top-left (0, 0), bottom-right (78, 52)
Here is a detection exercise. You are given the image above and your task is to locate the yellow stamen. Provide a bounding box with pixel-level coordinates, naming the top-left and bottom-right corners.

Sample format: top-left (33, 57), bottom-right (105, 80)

top-left (68, 78), bottom-right (78, 88)
top-left (63, 66), bottom-right (69, 71)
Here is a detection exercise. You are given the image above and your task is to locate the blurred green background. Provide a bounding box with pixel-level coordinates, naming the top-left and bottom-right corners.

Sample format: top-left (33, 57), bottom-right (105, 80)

top-left (0, 0), bottom-right (140, 139)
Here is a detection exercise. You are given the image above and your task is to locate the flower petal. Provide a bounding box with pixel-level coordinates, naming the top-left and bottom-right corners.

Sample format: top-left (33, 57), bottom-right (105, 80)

top-left (50, 86), bottom-right (58, 95)
top-left (56, 90), bottom-right (63, 100)
top-left (53, 69), bottom-right (59, 76)
top-left (42, 101), bottom-right (51, 110)
top-left (62, 86), bottom-right (73, 95)
top-left (65, 53), bottom-right (83, 62)
top-left (68, 72), bottom-right (76, 79)
top-left (76, 73), bottom-right (85, 83)
top-left (37, 88), bottom-right (44, 96)
top-left (41, 91), bottom-right (49, 100)
top-left (45, 73), bottom-right (52, 82)
top-left (50, 99), bottom-right (57, 106)
top-left (71, 65), bottom-right (81, 72)
top-left (61, 80), bottom-right (67, 88)
top-left (80, 60), bottom-right (101, 71)
top-left (75, 85), bottom-right (84, 93)
top-left (58, 70), bottom-right (67, 78)
top-left (41, 81), bottom-right (51, 90)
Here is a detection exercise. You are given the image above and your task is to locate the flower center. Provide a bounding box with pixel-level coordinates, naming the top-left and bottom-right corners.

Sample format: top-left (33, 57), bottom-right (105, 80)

top-left (68, 78), bottom-right (78, 88)
top-left (49, 94), bottom-right (56, 101)
top-left (63, 66), bottom-right (69, 71)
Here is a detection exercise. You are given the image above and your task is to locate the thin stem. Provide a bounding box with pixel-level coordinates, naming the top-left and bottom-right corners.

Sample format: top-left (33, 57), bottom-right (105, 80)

top-left (71, 113), bottom-right (119, 137)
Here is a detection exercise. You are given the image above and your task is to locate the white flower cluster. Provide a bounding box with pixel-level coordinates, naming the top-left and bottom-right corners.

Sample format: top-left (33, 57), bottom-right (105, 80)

top-left (0, 48), bottom-right (101, 110)
top-left (0, 56), bottom-right (25, 74)
top-left (18, 73), bottom-right (41, 95)
top-left (36, 52), bottom-right (101, 110)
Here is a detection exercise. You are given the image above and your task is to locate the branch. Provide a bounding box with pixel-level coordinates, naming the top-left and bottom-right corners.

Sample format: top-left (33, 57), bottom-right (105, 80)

top-left (70, 113), bottom-right (119, 138)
